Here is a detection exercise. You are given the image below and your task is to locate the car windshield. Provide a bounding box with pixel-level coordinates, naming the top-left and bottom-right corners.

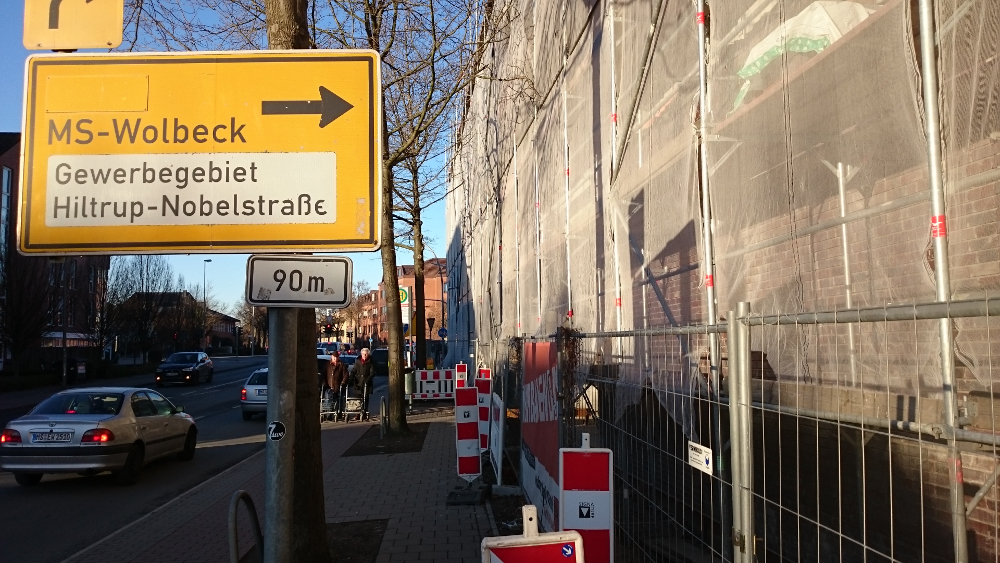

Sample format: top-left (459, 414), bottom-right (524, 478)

top-left (340, 355), bottom-right (357, 365)
top-left (166, 353), bottom-right (198, 363)
top-left (248, 371), bottom-right (268, 386)
top-left (32, 393), bottom-right (125, 415)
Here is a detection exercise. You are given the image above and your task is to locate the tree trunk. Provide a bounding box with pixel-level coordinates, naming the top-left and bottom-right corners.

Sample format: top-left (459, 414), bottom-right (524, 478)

top-left (411, 164), bottom-right (428, 370)
top-left (382, 163), bottom-right (409, 434)
top-left (292, 307), bottom-right (331, 563)
top-left (263, 2), bottom-right (330, 561)
top-left (413, 224), bottom-right (427, 371)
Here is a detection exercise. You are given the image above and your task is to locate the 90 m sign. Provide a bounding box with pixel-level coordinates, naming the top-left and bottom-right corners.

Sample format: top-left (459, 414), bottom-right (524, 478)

top-left (246, 255), bottom-right (353, 308)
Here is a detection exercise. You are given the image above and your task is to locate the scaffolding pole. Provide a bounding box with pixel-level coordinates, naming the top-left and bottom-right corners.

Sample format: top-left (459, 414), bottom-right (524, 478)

top-left (916, 0), bottom-right (968, 559)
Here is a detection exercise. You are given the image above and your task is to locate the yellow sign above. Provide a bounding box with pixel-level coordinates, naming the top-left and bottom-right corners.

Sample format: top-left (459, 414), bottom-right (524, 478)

top-left (18, 51), bottom-right (382, 255)
top-left (24, 0), bottom-right (124, 50)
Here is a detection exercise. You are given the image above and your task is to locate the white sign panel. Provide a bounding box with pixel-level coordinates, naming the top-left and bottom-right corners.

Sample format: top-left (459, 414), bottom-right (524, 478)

top-left (687, 441), bottom-right (714, 475)
top-left (45, 153), bottom-right (335, 227)
top-left (246, 255), bottom-right (352, 307)
top-left (489, 393), bottom-right (504, 486)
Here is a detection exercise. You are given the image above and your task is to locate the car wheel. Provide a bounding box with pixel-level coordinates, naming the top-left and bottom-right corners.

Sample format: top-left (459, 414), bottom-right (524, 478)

top-left (242, 411), bottom-right (254, 421)
top-left (207, 370), bottom-right (214, 383)
top-left (14, 473), bottom-right (42, 486)
top-left (113, 444), bottom-right (144, 486)
top-left (177, 428), bottom-right (197, 461)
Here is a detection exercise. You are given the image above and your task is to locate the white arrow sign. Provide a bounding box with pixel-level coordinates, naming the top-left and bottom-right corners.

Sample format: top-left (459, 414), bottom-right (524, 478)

top-left (246, 255), bottom-right (352, 307)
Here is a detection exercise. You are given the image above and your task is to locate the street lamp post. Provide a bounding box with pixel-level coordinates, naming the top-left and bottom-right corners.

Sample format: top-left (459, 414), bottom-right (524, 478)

top-left (203, 259), bottom-right (212, 350)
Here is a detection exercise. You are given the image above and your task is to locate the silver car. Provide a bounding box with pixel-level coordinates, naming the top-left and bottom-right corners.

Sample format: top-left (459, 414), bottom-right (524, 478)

top-left (241, 369), bottom-right (268, 420)
top-left (0, 387), bottom-right (197, 486)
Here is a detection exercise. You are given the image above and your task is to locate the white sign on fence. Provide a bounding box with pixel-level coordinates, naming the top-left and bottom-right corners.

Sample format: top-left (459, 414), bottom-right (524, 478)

top-left (489, 393), bottom-right (504, 486)
top-left (687, 441), bottom-right (714, 476)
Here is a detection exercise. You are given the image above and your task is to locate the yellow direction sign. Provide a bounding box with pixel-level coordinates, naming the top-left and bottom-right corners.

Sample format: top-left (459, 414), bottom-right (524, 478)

top-left (18, 51), bottom-right (382, 255)
top-left (24, 0), bottom-right (124, 50)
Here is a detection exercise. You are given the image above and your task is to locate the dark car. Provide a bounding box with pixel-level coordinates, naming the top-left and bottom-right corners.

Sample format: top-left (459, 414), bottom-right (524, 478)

top-left (371, 348), bottom-right (389, 377)
top-left (155, 352), bottom-right (214, 387)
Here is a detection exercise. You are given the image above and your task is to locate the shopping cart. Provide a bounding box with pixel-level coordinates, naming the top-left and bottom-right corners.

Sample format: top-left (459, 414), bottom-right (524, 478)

top-left (340, 382), bottom-right (367, 423)
top-left (320, 386), bottom-right (339, 422)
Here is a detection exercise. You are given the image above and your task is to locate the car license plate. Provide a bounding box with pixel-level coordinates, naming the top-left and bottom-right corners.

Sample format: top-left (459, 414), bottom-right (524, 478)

top-left (168, 372), bottom-right (179, 376)
top-left (256, 389), bottom-right (267, 396)
top-left (32, 432), bottom-right (72, 443)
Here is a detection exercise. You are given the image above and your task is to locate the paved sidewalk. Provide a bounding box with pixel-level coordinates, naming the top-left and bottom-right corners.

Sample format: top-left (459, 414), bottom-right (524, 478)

top-left (61, 416), bottom-right (491, 563)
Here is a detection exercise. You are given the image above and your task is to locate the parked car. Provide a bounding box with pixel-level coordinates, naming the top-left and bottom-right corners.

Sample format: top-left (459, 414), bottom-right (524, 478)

top-left (155, 352), bottom-right (214, 386)
top-left (322, 343), bottom-right (340, 354)
top-left (241, 368), bottom-right (268, 420)
top-left (339, 354), bottom-right (358, 375)
top-left (0, 387), bottom-right (196, 486)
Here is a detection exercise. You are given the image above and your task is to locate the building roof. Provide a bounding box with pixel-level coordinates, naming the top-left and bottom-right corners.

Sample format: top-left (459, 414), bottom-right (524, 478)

top-left (0, 132), bottom-right (20, 156)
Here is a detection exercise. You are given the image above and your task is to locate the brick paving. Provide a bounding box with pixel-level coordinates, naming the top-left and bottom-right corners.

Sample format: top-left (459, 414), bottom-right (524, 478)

top-left (61, 415), bottom-right (491, 563)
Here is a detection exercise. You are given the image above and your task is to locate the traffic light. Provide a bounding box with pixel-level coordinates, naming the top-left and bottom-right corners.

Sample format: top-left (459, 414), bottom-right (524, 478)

top-left (324, 324), bottom-right (333, 335)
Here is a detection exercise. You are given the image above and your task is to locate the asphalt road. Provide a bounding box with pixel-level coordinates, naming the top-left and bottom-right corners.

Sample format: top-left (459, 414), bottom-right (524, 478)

top-left (0, 355), bottom-right (270, 563)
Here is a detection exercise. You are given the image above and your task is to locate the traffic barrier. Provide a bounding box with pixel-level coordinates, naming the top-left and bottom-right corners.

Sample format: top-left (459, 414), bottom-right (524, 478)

top-left (559, 433), bottom-right (613, 563)
top-left (481, 505), bottom-right (584, 562)
top-left (475, 371), bottom-right (492, 451)
top-left (456, 362), bottom-right (469, 388)
top-left (455, 387), bottom-right (481, 481)
top-left (407, 369), bottom-right (455, 400)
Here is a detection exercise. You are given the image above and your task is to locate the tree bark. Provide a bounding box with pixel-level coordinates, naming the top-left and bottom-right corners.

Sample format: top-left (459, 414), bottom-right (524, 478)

top-left (292, 307), bottom-right (331, 563)
top-left (411, 165), bottom-right (427, 370)
top-left (382, 163), bottom-right (409, 434)
top-left (263, 2), bottom-right (331, 561)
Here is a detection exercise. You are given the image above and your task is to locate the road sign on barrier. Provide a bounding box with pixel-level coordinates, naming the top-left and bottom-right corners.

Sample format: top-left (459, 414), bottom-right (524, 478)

top-left (482, 505), bottom-right (584, 563)
top-left (18, 51), bottom-right (381, 255)
top-left (24, 0), bottom-right (124, 50)
top-left (455, 387), bottom-right (480, 481)
top-left (246, 255), bottom-right (351, 307)
top-left (559, 435), bottom-right (613, 563)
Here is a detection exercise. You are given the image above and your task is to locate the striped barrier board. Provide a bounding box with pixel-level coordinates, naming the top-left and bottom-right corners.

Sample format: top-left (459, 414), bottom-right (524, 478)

top-left (455, 387), bottom-right (481, 481)
top-left (475, 370), bottom-right (492, 451)
top-left (456, 363), bottom-right (469, 388)
top-left (559, 434), bottom-right (613, 563)
top-left (408, 369), bottom-right (455, 400)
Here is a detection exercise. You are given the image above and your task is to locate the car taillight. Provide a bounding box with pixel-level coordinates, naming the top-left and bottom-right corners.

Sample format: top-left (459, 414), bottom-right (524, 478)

top-left (81, 429), bottom-right (115, 443)
top-left (0, 429), bottom-right (21, 443)
top-left (241, 388), bottom-right (247, 400)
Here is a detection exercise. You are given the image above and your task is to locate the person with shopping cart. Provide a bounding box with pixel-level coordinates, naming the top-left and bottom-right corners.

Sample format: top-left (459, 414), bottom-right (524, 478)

top-left (354, 348), bottom-right (374, 421)
top-left (328, 352), bottom-right (349, 418)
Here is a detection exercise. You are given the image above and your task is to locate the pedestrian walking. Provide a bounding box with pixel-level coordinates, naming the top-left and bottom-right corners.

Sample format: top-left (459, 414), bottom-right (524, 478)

top-left (354, 348), bottom-right (374, 420)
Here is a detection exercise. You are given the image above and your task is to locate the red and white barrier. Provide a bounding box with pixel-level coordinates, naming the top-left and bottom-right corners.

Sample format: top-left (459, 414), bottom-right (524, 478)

top-left (559, 434), bottom-right (613, 563)
top-left (482, 505), bottom-right (585, 563)
top-left (456, 363), bottom-right (469, 388)
top-left (409, 369), bottom-right (456, 400)
top-left (475, 370), bottom-right (492, 451)
top-left (455, 387), bottom-right (481, 481)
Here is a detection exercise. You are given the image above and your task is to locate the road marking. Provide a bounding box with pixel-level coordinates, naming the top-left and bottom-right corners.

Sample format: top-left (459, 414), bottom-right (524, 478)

top-left (194, 405), bottom-right (241, 421)
top-left (197, 434), bottom-right (266, 449)
top-left (181, 379), bottom-right (245, 396)
top-left (58, 446), bottom-right (266, 563)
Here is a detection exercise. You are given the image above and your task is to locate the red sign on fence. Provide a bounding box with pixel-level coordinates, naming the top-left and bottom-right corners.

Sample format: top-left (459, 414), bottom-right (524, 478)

top-left (455, 387), bottom-right (481, 481)
top-left (522, 341), bottom-right (560, 532)
top-left (560, 438), bottom-right (613, 563)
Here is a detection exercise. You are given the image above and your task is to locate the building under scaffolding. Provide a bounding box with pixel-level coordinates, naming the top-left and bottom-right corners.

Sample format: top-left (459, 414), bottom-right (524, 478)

top-left (446, 0), bottom-right (1000, 561)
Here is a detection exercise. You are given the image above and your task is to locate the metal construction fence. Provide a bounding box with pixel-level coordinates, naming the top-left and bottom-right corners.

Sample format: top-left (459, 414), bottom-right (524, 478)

top-left (482, 299), bottom-right (1000, 562)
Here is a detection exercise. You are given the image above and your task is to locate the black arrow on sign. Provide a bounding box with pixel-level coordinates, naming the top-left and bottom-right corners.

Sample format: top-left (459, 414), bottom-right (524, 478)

top-left (261, 86), bottom-right (354, 128)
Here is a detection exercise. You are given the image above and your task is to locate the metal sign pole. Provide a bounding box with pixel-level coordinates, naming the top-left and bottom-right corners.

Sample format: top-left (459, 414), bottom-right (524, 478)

top-left (263, 307), bottom-right (297, 563)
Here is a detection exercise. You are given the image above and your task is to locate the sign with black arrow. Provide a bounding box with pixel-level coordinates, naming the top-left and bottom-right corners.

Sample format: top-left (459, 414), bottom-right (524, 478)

top-left (24, 0), bottom-right (124, 50)
top-left (18, 50), bottom-right (382, 255)
top-left (262, 87), bottom-right (355, 128)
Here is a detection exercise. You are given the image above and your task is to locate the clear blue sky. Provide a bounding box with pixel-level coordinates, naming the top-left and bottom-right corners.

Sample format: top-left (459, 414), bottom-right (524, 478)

top-left (0, 3), bottom-right (446, 311)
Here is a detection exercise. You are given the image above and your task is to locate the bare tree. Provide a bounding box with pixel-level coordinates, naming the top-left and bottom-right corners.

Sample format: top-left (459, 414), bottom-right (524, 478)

top-left (119, 256), bottom-right (175, 363)
top-left (83, 257), bottom-right (131, 363)
top-left (234, 301), bottom-right (269, 352)
top-left (0, 254), bottom-right (51, 375)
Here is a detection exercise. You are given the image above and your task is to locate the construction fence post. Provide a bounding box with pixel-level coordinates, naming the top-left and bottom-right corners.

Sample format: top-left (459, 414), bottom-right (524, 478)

top-left (728, 302), bottom-right (755, 562)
